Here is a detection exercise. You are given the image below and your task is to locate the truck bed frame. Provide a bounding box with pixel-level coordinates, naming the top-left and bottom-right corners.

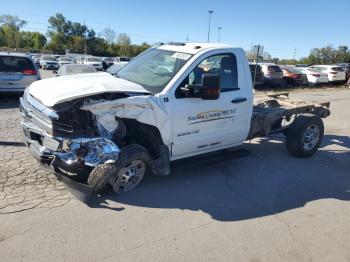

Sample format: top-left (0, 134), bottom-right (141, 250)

top-left (248, 92), bottom-right (330, 139)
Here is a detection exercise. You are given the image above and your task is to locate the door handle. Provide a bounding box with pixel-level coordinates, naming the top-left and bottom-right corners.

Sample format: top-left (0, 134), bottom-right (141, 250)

top-left (231, 97), bottom-right (247, 103)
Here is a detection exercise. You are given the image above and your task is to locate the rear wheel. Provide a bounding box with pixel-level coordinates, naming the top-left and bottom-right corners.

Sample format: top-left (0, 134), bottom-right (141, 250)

top-left (285, 114), bottom-right (324, 158)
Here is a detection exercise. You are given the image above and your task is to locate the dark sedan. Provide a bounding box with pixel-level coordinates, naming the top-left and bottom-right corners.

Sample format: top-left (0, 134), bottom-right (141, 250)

top-left (280, 66), bottom-right (308, 87)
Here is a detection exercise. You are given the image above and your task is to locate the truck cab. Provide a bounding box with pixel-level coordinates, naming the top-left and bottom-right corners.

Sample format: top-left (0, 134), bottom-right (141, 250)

top-left (154, 43), bottom-right (254, 159)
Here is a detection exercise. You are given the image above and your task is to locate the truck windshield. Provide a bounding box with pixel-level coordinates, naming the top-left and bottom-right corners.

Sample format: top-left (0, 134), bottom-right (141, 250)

top-left (116, 48), bottom-right (192, 94)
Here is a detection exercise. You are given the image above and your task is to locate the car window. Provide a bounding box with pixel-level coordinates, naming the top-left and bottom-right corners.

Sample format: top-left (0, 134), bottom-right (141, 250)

top-left (267, 65), bottom-right (282, 73)
top-left (177, 53), bottom-right (238, 97)
top-left (0, 56), bottom-right (35, 73)
top-left (285, 67), bottom-right (302, 74)
top-left (331, 67), bottom-right (344, 72)
top-left (119, 57), bottom-right (131, 62)
top-left (311, 67), bottom-right (322, 72)
top-left (42, 56), bottom-right (57, 61)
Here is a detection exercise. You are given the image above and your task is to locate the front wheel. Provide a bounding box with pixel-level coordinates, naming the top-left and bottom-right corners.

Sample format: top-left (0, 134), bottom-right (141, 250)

top-left (87, 144), bottom-right (151, 194)
top-left (285, 114), bottom-right (324, 158)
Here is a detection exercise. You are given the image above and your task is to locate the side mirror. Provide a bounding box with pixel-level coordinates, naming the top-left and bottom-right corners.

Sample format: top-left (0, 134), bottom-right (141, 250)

top-left (200, 74), bottom-right (220, 100)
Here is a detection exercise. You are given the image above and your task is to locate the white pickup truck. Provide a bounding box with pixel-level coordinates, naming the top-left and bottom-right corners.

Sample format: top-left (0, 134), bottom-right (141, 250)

top-left (19, 43), bottom-right (330, 199)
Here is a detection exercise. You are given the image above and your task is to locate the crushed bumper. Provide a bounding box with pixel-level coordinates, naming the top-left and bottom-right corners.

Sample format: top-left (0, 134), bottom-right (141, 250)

top-left (20, 119), bottom-right (120, 202)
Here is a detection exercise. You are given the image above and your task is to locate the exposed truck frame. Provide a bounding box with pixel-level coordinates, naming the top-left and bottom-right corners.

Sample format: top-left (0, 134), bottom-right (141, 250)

top-left (249, 92), bottom-right (330, 139)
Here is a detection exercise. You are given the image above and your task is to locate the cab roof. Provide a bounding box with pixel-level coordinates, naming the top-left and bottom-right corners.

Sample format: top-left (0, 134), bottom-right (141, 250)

top-left (157, 42), bottom-right (235, 54)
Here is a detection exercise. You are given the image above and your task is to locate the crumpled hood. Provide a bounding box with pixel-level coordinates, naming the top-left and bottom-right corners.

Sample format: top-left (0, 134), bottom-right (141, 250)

top-left (28, 72), bottom-right (149, 107)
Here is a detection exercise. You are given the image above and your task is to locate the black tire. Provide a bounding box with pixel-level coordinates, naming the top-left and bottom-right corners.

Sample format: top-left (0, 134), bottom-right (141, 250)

top-left (87, 144), bottom-right (151, 193)
top-left (285, 114), bottom-right (324, 158)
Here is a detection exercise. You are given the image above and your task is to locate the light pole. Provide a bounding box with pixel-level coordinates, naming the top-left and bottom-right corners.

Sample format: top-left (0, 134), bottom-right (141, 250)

top-left (217, 27), bottom-right (222, 43)
top-left (207, 10), bottom-right (213, 42)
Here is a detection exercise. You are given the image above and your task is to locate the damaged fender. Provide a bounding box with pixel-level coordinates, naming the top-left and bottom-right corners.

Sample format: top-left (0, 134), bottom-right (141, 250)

top-left (80, 95), bottom-right (171, 145)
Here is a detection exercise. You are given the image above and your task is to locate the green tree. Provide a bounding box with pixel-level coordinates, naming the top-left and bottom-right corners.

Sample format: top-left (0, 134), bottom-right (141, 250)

top-left (335, 46), bottom-right (350, 63)
top-left (45, 13), bottom-right (150, 57)
top-left (277, 59), bottom-right (298, 65)
top-left (21, 31), bottom-right (47, 50)
top-left (137, 42), bottom-right (151, 54)
top-left (48, 13), bottom-right (71, 37)
top-left (46, 32), bottom-right (66, 52)
top-left (0, 14), bottom-right (26, 48)
top-left (87, 33), bottom-right (109, 56)
top-left (69, 22), bottom-right (88, 37)
top-left (70, 36), bottom-right (85, 53)
top-left (0, 27), bottom-right (5, 46)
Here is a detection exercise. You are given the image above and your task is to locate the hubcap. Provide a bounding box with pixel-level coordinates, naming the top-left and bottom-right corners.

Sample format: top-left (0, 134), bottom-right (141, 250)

top-left (302, 124), bottom-right (320, 150)
top-left (111, 160), bottom-right (146, 194)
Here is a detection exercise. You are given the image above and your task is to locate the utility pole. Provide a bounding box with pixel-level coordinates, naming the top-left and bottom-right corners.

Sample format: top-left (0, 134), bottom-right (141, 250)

top-left (253, 44), bottom-right (260, 87)
top-left (207, 10), bottom-right (213, 42)
top-left (108, 25), bottom-right (111, 45)
top-left (217, 27), bottom-right (222, 43)
top-left (186, 33), bottom-right (189, 43)
top-left (84, 20), bottom-right (87, 55)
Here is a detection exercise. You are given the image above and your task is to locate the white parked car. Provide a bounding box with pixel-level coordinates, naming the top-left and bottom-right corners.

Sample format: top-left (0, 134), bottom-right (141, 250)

top-left (75, 57), bottom-right (84, 64)
top-left (115, 56), bottom-right (131, 63)
top-left (298, 67), bottom-right (328, 85)
top-left (113, 56), bottom-right (131, 67)
top-left (83, 57), bottom-right (103, 71)
top-left (58, 57), bottom-right (74, 66)
top-left (57, 64), bottom-right (97, 76)
top-left (39, 55), bottom-right (59, 70)
top-left (308, 65), bottom-right (346, 82)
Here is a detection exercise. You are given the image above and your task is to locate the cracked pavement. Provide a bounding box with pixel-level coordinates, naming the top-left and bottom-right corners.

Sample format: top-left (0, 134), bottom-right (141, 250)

top-left (0, 73), bottom-right (349, 262)
top-left (0, 95), bottom-right (72, 214)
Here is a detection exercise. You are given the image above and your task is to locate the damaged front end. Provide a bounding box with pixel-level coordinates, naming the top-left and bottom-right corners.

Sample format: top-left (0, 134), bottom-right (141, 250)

top-left (19, 91), bottom-right (126, 201)
top-left (20, 88), bottom-right (170, 201)
top-left (52, 138), bottom-right (120, 171)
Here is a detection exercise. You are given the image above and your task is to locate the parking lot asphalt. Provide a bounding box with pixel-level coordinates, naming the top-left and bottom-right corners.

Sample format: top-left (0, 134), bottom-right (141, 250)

top-left (0, 70), bottom-right (349, 262)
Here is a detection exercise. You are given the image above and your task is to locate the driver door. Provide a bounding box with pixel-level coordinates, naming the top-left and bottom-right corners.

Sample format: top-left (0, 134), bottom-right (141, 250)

top-left (170, 51), bottom-right (250, 159)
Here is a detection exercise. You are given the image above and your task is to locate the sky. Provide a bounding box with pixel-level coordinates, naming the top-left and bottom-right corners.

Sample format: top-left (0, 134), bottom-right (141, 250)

top-left (1, 0), bottom-right (350, 59)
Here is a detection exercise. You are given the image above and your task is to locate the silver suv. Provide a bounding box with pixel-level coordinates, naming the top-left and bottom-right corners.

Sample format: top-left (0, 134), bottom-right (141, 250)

top-left (0, 53), bottom-right (41, 93)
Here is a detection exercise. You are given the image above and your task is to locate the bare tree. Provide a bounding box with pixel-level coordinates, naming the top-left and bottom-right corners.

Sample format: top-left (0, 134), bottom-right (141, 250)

top-left (116, 33), bottom-right (131, 45)
top-left (101, 27), bottom-right (116, 45)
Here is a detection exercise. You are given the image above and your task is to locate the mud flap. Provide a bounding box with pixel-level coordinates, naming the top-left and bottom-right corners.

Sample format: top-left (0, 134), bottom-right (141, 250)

top-left (151, 145), bottom-right (171, 176)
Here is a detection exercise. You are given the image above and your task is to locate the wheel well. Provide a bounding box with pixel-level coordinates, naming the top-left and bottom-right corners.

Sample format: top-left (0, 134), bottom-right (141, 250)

top-left (121, 118), bottom-right (164, 159)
